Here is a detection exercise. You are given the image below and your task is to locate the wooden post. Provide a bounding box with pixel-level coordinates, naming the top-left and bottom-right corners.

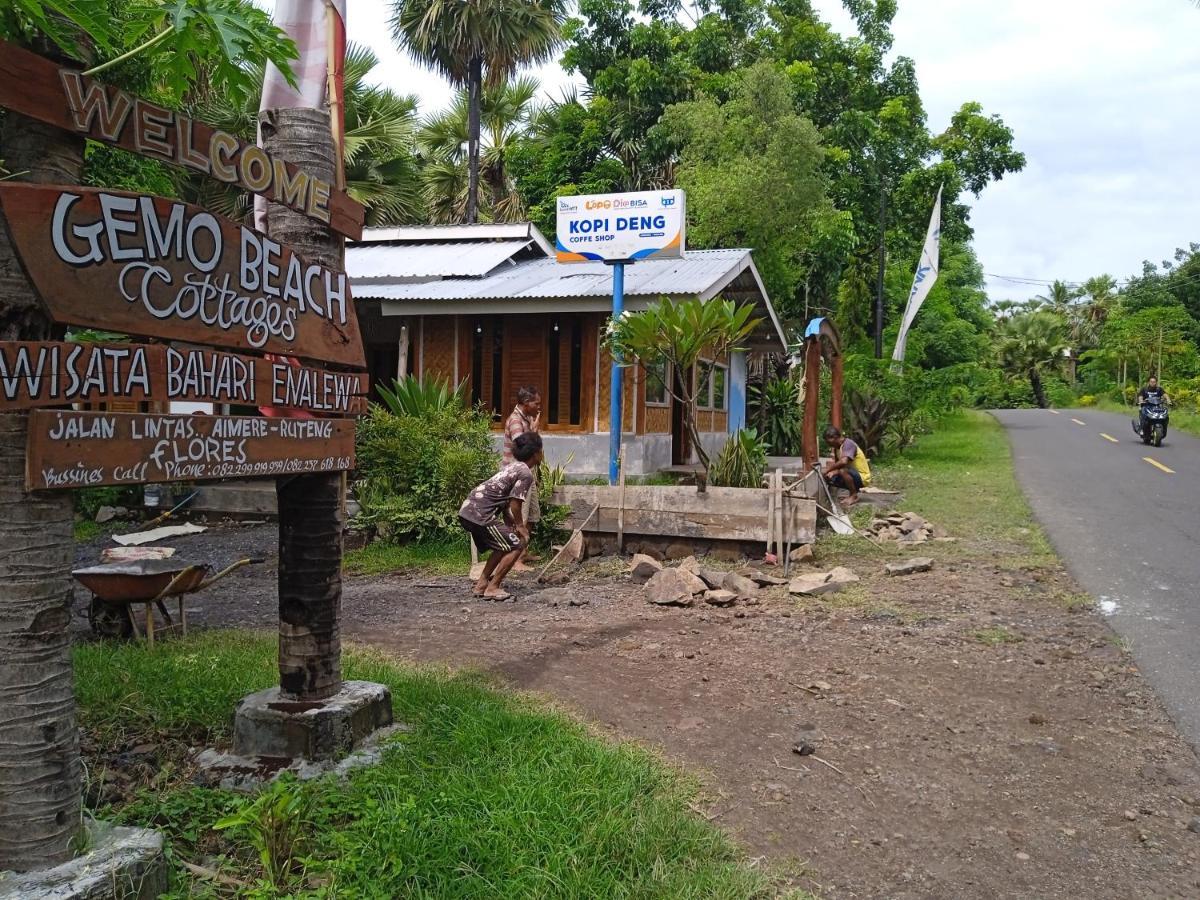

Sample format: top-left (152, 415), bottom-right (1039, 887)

top-left (830, 354), bottom-right (844, 432)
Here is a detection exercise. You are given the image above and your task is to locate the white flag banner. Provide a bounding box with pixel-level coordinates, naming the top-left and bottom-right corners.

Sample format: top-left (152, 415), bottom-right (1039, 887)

top-left (891, 185), bottom-right (943, 370)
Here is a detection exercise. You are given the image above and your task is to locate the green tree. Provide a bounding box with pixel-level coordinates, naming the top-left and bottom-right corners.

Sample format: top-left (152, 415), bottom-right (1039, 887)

top-left (420, 76), bottom-right (541, 223)
top-left (653, 61), bottom-right (835, 319)
top-left (391, 0), bottom-right (568, 223)
top-left (606, 298), bottom-right (759, 481)
top-left (997, 311), bottom-right (1068, 409)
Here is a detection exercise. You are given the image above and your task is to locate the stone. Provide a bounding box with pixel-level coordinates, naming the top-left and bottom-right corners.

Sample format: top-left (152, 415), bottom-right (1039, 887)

top-left (897, 531), bottom-right (927, 544)
top-left (528, 587), bottom-right (579, 607)
top-left (0, 821), bottom-right (167, 900)
top-left (703, 589), bottom-right (737, 607)
top-left (95, 505), bottom-right (117, 524)
top-left (644, 569), bottom-right (695, 606)
top-left (722, 572), bottom-right (759, 599)
top-left (629, 554), bottom-right (664, 584)
top-left (789, 544), bottom-right (815, 563)
top-left (232, 681), bottom-right (393, 762)
top-left (678, 569), bottom-right (709, 596)
top-left (885, 557), bottom-right (934, 577)
top-left (664, 542), bottom-right (695, 561)
top-left (742, 569), bottom-right (788, 587)
top-left (541, 570), bottom-right (571, 586)
top-left (698, 569), bottom-right (727, 590)
top-left (711, 545), bottom-right (743, 563)
top-left (562, 530), bottom-right (586, 563)
top-left (678, 556), bottom-right (702, 574)
top-left (1188, 817), bottom-right (1200, 834)
top-left (789, 566), bottom-right (860, 596)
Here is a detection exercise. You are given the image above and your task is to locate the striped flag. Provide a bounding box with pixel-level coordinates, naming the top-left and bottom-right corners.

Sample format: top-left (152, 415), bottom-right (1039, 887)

top-left (891, 185), bottom-right (942, 372)
top-left (254, 0), bottom-right (347, 232)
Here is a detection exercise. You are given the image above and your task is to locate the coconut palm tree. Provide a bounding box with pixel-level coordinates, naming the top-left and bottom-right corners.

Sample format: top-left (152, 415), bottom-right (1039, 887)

top-left (419, 76), bottom-right (539, 223)
top-left (997, 311), bottom-right (1068, 409)
top-left (1034, 279), bottom-right (1079, 316)
top-left (390, 0), bottom-right (568, 224)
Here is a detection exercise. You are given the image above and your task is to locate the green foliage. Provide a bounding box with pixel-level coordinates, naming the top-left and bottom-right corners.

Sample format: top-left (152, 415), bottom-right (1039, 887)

top-left (77, 632), bottom-right (774, 896)
top-left (709, 428), bottom-right (767, 488)
top-left (0, 0), bottom-right (116, 56)
top-left (375, 373), bottom-right (468, 417)
top-left (842, 359), bottom-right (974, 457)
top-left (748, 374), bottom-right (802, 455)
top-left (606, 297), bottom-right (760, 473)
top-left (213, 777), bottom-right (312, 891)
top-left (995, 310), bottom-right (1067, 409)
top-left (74, 485), bottom-right (139, 520)
top-left (344, 537), bottom-right (472, 577)
top-left (355, 404), bottom-right (497, 542)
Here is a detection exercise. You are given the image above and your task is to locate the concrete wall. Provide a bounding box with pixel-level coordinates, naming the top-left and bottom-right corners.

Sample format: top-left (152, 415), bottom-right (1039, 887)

top-left (491, 431), bottom-right (731, 478)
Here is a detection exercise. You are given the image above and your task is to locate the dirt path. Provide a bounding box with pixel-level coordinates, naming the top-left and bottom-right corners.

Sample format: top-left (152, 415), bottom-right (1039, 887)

top-left (75, 522), bottom-right (1200, 898)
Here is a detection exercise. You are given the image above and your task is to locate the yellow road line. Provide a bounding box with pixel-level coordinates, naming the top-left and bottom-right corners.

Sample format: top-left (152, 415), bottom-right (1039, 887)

top-left (1049, 410), bottom-right (1061, 415)
top-left (1143, 457), bottom-right (1175, 474)
top-left (1071, 418), bottom-right (1087, 425)
top-left (1100, 433), bottom-right (1119, 443)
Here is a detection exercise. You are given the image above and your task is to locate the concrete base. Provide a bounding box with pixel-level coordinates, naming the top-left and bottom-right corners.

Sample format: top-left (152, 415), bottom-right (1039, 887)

top-left (233, 680), bottom-right (393, 762)
top-left (0, 822), bottom-right (166, 900)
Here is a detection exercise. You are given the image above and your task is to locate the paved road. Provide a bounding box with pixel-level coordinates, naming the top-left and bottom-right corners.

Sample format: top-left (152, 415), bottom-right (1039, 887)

top-left (994, 407), bottom-right (1200, 747)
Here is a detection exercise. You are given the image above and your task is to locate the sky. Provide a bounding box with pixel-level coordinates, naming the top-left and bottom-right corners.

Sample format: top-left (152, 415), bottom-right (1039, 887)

top-left (342, 0), bottom-right (1200, 303)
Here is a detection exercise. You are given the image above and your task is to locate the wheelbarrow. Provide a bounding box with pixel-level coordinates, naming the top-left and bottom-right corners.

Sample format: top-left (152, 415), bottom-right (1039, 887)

top-left (72, 556), bottom-right (264, 644)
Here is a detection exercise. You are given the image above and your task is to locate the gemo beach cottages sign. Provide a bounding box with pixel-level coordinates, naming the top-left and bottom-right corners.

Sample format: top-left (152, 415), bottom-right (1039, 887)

top-left (0, 39), bottom-right (365, 239)
top-left (0, 184), bottom-right (366, 367)
top-left (0, 41), bottom-right (367, 492)
top-left (556, 189), bottom-right (686, 263)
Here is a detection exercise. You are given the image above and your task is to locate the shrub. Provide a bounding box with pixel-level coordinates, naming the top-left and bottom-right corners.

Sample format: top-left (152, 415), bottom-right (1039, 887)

top-left (1078, 394), bottom-right (1097, 407)
top-left (74, 485), bottom-right (140, 519)
top-left (376, 374), bottom-right (468, 417)
top-left (709, 428), bottom-right (767, 488)
top-left (355, 404), bottom-right (497, 542)
top-left (747, 376), bottom-right (802, 455)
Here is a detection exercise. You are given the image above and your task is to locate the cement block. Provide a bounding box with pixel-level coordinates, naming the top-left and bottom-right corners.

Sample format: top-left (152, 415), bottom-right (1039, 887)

top-left (233, 680), bottom-right (393, 762)
top-left (0, 822), bottom-right (166, 900)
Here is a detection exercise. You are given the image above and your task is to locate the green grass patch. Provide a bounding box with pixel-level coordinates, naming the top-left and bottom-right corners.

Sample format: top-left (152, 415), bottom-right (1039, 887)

top-left (76, 632), bottom-right (780, 897)
top-left (74, 519), bottom-right (106, 542)
top-left (345, 537), bottom-right (471, 577)
top-left (973, 625), bottom-right (1025, 646)
top-left (872, 410), bottom-right (1052, 559)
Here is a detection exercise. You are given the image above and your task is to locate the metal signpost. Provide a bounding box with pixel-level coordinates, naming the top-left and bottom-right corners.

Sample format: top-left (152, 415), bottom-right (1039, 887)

top-left (555, 189), bottom-right (685, 485)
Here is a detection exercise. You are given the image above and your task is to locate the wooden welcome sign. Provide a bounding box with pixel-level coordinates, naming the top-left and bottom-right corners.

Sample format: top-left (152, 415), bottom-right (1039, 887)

top-left (0, 183), bottom-right (366, 368)
top-left (26, 411), bottom-right (355, 490)
top-left (0, 43), bottom-right (370, 493)
top-left (0, 342), bottom-right (367, 414)
top-left (0, 39), bottom-right (364, 239)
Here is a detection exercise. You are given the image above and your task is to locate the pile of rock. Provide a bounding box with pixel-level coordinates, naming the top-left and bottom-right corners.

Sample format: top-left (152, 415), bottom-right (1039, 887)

top-left (788, 566), bottom-right (860, 596)
top-left (866, 511), bottom-right (952, 545)
top-left (631, 554), bottom-right (781, 608)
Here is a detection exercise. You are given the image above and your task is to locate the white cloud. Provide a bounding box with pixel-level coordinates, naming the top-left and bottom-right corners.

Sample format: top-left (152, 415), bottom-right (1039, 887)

top-left (337, 1), bottom-right (1200, 300)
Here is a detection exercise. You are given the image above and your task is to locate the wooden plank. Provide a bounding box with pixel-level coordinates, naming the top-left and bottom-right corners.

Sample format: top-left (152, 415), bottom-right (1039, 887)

top-left (0, 184), bottom-right (365, 367)
top-left (26, 410), bottom-right (355, 491)
top-left (0, 40), bottom-right (364, 239)
top-left (0, 341), bottom-right (368, 413)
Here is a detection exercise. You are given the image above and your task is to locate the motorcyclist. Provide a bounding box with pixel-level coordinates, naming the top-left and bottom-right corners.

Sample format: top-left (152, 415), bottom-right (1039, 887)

top-left (1137, 376), bottom-right (1168, 409)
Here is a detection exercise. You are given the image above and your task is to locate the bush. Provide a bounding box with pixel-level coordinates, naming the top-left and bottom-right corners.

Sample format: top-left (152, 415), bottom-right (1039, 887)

top-left (1078, 394), bottom-right (1097, 407)
top-left (709, 429), bottom-right (767, 488)
top-left (74, 485), bottom-right (139, 519)
top-left (355, 403), bottom-right (497, 542)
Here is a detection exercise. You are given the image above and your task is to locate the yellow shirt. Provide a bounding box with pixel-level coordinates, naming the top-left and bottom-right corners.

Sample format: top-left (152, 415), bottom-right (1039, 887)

top-left (840, 439), bottom-right (872, 486)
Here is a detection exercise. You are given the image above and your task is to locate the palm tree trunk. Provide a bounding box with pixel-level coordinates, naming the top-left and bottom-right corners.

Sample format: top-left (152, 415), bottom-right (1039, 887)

top-left (0, 112), bottom-right (84, 871)
top-left (259, 108), bottom-right (345, 701)
top-left (1029, 368), bottom-right (1048, 409)
top-left (466, 56), bottom-right (482, 225)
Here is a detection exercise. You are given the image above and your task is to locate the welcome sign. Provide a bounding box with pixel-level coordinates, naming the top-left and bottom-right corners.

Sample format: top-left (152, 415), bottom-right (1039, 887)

top-left (555, 190), bottom-right (686, 263)
top-left (0, 183), bottom-right (365, 367)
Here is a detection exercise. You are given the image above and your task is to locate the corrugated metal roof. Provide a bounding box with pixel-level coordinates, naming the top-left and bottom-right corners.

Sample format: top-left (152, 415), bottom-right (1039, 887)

top-left (352, 222), bottom-right (555, 256)
top-left (353, 249), bottom-right (751, 301)
top-left (346, 240), bottom-right (531, 280)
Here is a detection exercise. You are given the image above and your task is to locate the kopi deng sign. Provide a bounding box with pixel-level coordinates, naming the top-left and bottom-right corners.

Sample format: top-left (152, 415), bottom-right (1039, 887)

top-left (555, 190), bottom-right (685, 263)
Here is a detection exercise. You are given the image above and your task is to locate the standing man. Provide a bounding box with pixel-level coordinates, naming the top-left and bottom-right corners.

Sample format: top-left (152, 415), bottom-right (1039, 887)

top-left (504, 385), bottom-right (542, 564)
top-left (822, 425), bottom-right (871, 508)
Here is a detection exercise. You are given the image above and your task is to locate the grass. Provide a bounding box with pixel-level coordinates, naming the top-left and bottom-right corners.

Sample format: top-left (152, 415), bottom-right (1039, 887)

top-left (74, 519), bottom-right (107, 542)
top-left (345, 537), bottom-right (472, 577)
top-left (973, 625), bottom-right (1025, 646)
top-left (75, 632), bottom-right (783, 898)
top-left (870, 410), bottom-right (1054, 560)
top-left (1093, 397), bottom-right (1200, 439)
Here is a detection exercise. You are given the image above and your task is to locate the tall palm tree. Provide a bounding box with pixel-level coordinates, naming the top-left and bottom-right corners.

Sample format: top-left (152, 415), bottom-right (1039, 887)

top-left (390, 0), bottom-right (567, 224)
top-left (419, 76), bottom-right (538, 222)
top-left (997, 311), bottom-right (1067, 409)
top-left (1034, 279), bottom-right (1079, 316)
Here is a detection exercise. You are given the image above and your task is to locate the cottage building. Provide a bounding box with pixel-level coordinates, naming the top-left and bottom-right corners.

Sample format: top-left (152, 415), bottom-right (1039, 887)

top-left (348, 223), bottom-right (786, 477)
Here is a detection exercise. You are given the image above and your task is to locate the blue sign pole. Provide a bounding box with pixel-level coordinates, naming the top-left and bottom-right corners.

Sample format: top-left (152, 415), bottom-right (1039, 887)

top-left (609, 261), bottom-right (626, 486)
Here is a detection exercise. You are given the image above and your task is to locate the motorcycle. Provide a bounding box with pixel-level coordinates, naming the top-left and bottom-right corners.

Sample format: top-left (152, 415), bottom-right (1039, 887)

top-left (1132, 399), bottom-right (1169, 447)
